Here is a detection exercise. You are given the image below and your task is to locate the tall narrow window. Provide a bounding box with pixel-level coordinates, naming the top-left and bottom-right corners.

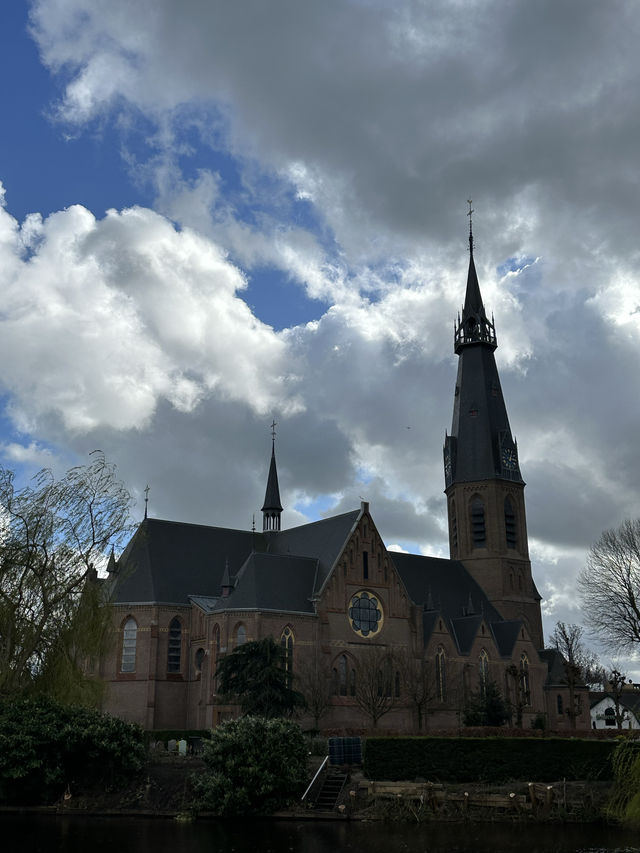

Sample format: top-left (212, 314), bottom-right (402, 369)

top-left (435, 646), bottom-right (447, 702)
top-left (556, 694), bottom-right (563, 716)
top-left (450, 501), bottom-right (458, 552)
top-left (349, 668), bottom-right (356, 697)
top-left (505, 497), bottom-right (517, 549)
top-left (338, 655), bottom-right (347, 696)
top-left (280, 626), bottom-right (294, 676)
top-left (471, 497), bottom-right (486, 546)
top-left (213, 624), bottom-right (220, 657)
top-left (479, 649), bottom-right (489, 698)
top-left (520, 653), bottom-right (530, 706)
top-left (235, 624), bottom-right (246, 647)
top-left (363, 550), bottom-right (369, 579)
top-left (167, 618), bottom-right (182, 673)
top-left (121, 617), bottom-right (137, 673)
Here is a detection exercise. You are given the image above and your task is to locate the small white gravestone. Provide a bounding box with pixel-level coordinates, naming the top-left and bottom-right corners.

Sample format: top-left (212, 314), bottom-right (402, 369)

top-left (178, 739), bottom-right (187, 756)
top-left (167, 738), bottom-right (177, 753)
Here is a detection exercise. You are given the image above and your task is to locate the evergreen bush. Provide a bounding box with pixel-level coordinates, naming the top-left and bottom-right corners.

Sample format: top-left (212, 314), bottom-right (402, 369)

top-left (193, 716), bottom-right (308, 815)
top-left (0, 697), bottom-right (145, 804)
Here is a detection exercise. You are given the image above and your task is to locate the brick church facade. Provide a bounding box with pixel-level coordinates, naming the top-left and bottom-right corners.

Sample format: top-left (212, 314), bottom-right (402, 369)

top-left (99, 228), bottom-right (590, 732)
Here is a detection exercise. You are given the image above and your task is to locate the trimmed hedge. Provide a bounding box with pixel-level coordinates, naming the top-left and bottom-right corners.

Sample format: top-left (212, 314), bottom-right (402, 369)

top-left (363, 736), bottom-right (618, 783)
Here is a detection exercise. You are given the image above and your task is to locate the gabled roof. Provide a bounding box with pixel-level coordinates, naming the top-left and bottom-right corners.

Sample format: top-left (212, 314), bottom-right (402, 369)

top-left (263, 509), bottom-right (360, 596)
top-left (390, 552), bottom-right (517, 656)
top-left (108, 509), bottom-right (360, 611)
top-left (109, 518), bottom-right (255, 605)
top-left (213, 552), bottom-right (318, 614)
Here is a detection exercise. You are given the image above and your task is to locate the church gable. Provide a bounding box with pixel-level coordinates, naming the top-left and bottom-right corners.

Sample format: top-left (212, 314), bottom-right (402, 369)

top-left (317, 503), bottom-right (413, 630)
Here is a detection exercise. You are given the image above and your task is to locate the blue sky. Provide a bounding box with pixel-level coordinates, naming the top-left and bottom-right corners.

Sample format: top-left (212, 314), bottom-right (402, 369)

top-left (1, 1), bottom-right (640, 674)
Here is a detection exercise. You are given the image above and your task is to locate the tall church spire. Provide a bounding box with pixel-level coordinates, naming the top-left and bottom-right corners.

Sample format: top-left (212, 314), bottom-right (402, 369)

top-left (445, 207), bottom-right (520, 488)
top-left (261, 420), bottom-right (283, 531)
top-left (442, 207), bottom-right (542, 649)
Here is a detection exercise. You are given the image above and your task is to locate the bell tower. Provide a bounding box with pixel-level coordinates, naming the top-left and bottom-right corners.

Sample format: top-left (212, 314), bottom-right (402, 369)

top-left (443, 205), bottom-right (543, 647)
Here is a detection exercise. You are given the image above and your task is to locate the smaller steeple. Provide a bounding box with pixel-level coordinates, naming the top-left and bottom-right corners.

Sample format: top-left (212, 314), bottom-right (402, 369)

top-left (261, 420), bottom-right (283, 531)
top-left (221, 557), bottom-right (233, 597)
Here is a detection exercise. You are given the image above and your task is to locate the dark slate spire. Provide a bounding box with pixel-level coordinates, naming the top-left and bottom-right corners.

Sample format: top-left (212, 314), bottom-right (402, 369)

top-left (454, 203), bottom-right (497, 354)
top-left (261, 420), bottom-right (283, 531)
top-left (444, 207), bottom-right (522, 486)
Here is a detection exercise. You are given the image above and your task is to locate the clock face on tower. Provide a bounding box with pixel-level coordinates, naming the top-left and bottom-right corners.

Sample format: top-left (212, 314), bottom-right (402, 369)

top-left (501, 447), bottom-right (518, 470)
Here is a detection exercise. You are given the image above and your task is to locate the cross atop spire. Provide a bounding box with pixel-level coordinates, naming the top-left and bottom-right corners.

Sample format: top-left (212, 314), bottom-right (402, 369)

top-left (270, 419), bottom-right (277, 443)
top-left (467, 199), bottom-right (474, 254)
top-left (144, 484), bottom-right (150, 520)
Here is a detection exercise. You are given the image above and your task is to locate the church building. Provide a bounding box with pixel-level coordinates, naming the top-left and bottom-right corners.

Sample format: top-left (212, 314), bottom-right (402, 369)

top-left (100, 225), bottom-right (590, 732)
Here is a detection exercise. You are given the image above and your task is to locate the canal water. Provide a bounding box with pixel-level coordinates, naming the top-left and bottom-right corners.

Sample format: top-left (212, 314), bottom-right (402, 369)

top-left (4, 815), bottom-right (640, 853)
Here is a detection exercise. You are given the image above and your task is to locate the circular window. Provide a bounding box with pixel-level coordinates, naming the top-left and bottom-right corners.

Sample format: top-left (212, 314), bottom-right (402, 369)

top-left (348, 590), bottom-right (383, 637)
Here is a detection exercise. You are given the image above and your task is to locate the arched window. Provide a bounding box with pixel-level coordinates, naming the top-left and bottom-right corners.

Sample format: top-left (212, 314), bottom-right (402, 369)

top-left (121, 617), bottom-right (137, 673)
top-left (235, 624), bottom-right (246, 647)
top-left (605, 707), bottom-right (616, 727)
top-left (280, 626), bottom-right (294, 675)
top-left (520, 653), bottom-right (530, 706)
top-left (479, 648), bottom-right (489, 697)
top-left (435, 646), bottom-right (447, 702)
top-left (349, 668), bottom-right (356, 697)
top-left (504, 497), bottom-right (517, 549)
top-left (212, 624), bottom-right (220, 657)
top-left (557, 694), bottom-right (564, 716)
top-left (167, 618), bottom-right (182, 673)
top-left (395, 670), bottom-right (401, 698)
top-left (471, 497), bottom-right (486, 546)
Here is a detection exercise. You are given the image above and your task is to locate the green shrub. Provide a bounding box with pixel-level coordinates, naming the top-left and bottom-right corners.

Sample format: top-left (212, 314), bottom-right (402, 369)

top-left (363, 736), bottom-right (616, 783)
top-left (193, 716), bottom-right (308, 816)
top-left (0, 697), bottom-right (145, 805)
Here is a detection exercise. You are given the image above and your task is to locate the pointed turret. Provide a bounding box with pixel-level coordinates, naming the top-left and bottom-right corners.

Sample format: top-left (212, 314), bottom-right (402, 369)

top-left (261, 421), bottom-right (283, 532)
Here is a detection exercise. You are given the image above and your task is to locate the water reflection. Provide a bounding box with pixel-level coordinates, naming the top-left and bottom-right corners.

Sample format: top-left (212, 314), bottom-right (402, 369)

top-left (5, 815), bottom-right (640, 853)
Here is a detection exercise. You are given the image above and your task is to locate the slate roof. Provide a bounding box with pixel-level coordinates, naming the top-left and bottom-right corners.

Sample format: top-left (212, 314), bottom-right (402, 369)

top-left (446, 250), bottom-right (522, 485)
top-left (390, 552), bottom-right (519, 657)
top-left (213, 552), bottom-right (318, 614)
top-left (108, 509), bottom-right (360, 610)
top-left (261, 444), bottom-right (283, 513)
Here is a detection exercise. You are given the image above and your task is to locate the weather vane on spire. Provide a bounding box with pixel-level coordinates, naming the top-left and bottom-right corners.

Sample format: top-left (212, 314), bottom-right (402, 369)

top-left (270, 419), bottom-right (277, 444)
top-left (467, 199), bottom-right (474, 253)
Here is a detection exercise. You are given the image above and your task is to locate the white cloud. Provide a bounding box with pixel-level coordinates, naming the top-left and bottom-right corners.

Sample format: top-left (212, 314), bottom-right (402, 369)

top-left (0, 188), bottom-right (296, 432)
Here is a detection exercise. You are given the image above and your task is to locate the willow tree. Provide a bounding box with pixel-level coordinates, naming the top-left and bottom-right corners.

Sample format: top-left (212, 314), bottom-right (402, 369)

top-left (0, 452), bottom-right (134, 702)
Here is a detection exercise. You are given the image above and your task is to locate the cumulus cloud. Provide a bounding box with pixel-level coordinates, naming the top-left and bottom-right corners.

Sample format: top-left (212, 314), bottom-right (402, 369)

top-left (0, 189), bottom-right (295, 432)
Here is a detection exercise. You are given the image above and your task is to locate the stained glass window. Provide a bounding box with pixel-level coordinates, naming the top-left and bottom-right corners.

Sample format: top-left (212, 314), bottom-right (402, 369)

top-left (349, 591), bottom-right (383, 637)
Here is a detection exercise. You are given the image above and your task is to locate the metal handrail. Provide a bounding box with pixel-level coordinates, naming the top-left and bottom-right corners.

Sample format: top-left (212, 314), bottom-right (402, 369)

top-left (301, 754), bottom-right (328, 802)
